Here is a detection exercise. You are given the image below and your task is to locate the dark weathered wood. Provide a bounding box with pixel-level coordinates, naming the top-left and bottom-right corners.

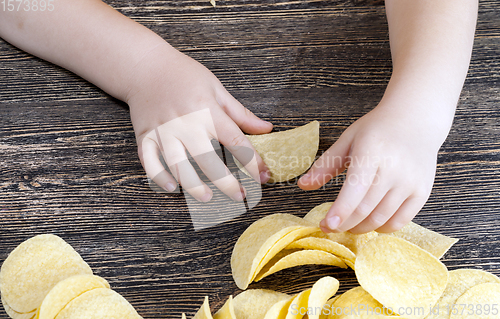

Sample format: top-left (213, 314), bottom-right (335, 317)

top-left (1, 0), bottom-right (499, 318)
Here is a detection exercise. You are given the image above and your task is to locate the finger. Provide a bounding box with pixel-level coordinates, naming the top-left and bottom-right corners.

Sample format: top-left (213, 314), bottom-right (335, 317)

top-left (159, 134), bottom-right (213, 202)
top-left (376, 195), bottom-right (427, 233)
top-left (334, 175), bottom-right (389, 232)
top-left (187, 141), bottom-right (246, 202)
top-left (320, 154), bottom-right (380, 232)
top-left (139, 137), bottom-right (178, 192)
top-left (215, 112), bottom-right (270, 184)
top-left (217, 90), bottom-right (273, 135)
top-left (348, 189), bottom-right (408, 234)
top-left (298, 134), bottom-right (352, 190)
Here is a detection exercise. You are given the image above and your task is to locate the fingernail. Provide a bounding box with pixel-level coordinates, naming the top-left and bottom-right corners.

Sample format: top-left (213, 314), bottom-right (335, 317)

top-left (326, 215), bottom-right (341, 230)
top-left (260, 170), bottom-right (271, 184)
top-left (200, 192), bottom-right (212, 202)
top-left (319, 219), bottom-right (332, 233)
top-left (231, 189), bottom-right (245, 202)
top-left (165, 183), bottom-right (176, 192)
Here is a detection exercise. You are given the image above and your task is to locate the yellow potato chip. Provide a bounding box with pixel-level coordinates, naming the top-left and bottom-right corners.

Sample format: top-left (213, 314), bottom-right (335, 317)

top-left (286, 289), bottom-right (312, 319)
top-left (233, 289), bottom-right (290, 319)
top-left (307, 276), bottom-right (340, 319)
top-left (231, 214), bottom-right (319, 289)
top-left (193, 296), bottom-right (213, 319)
top-left (37, 274), bottom-right (110, 319)
top-left (450, 283), bottom-right (500, 319)
top-left (254, 249), bottom-right (346, 282)
top-left (426, 269), bottom-right (500, 319)
top-left (263, 297), bottom-right (294, 319)
top-left (54, 288), bottom-right (141, 319)
top-left (355, 236), bottom-right (448, 319)
top-left (2, 296), bottom-right (36, 319)
top-left (327, 286), bottom-right (395, 318)
top-left (239, 121), bottom-right (319, 183)
top-left (302, 203), bottom-right (334, 225)
top-left (386, 222), bottom-right (459, 259)
top-left (182, 314), bottom-right (187, 319)
top-left (319, 296), bottom-right (339, 319)
top-left (286, 237), bottom-right (356, 265)
top-left (213, 295), bottom-right (236, 319)
top-left (0, 234), bottom-right (92, 314)
top-left (302, 202), bottom-right (378, 255)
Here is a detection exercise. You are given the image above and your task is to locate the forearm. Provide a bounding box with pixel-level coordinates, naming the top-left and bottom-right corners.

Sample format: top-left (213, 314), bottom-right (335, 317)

top-left (0, 0), bottom-right (168, 101)
top-left (382, 0), bottom-right (478, 139)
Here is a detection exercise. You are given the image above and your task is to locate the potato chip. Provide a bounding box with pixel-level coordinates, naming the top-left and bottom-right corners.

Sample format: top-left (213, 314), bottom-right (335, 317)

top-left (238, 121), bottom-right (319, 183)
top-left (319, 297), bottom-right (339, 319)
top-left (302, 203), bottom-right (334, 225)
top-left (231, 214), bottom-right (319, 290)
top-left (254, 249), bottom-right (346, 282)
top-left (0, 234), bottom-right (92, 314)
top-left (426, 269), bottom-right (500, 319)
top-left (286, 237), bottom-right (356, 265)
top-left (355, 236), bottom-right (448, 319)
top-left (233, 289), bottom-right (290, 319)
top-left (450, 283), bottom-right (500, 319)
top-left (307, 276), bottom-right (340, 319)
top-left (37, 274), bottom-right (110, 319)
top-left (263, 297), bottom-right (294, 319)
top-left (213, 295), bottom-right (236, 319)
top-left (2, 296), bottom-right (36, 319)
top-left (193, 296), bottom-right (213, 319)
top-left (286, 289), bottom-right (312, 319)
top-left (302, 202), bottom-right (378, 255)
top-left (54, 288), bottom-right (141, 319)
top-left (182, 314), bottom-right (187, 319)
top-left (328, 286), bottom-right (395, 318)
top-left (386, 222), bottom-right (458, 259)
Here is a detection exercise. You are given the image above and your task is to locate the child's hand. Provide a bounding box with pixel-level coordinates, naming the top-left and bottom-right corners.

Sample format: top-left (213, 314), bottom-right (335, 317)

top-left (126, 44), bottom-right (273, 202)
top-left (298, 101), bottom-right (448, 234)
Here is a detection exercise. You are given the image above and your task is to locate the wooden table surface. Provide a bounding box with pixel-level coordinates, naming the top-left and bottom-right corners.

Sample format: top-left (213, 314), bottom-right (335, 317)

top-left (1, 0), bottom-right (499, 317)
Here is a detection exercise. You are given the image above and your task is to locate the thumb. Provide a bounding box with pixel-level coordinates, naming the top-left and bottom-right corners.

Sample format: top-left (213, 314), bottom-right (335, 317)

top-left (298, 134), bottom-right (352, 190)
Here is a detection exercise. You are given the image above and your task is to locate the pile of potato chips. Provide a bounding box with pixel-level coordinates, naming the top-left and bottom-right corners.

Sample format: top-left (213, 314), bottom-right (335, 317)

top-left (0, 234), bottom-right (142, 319)
top-left (222, 204), bottom-right (500, 319)
top-left (231, 203), bottom-right (459, 290)
top-left (183, 202), bottom-right (499, 319)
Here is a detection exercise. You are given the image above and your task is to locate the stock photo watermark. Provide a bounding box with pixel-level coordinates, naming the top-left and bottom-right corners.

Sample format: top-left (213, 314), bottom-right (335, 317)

top-left (290, 303), bottom-right (500, 317)
top-left (1, 0), bottom-right (54, 12)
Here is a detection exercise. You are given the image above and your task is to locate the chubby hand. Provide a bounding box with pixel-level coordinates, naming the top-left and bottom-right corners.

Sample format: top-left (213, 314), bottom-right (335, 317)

top-left (298, 103), bottom-right (446, 234)
top-left (126, 43), bottom-right (273, 202)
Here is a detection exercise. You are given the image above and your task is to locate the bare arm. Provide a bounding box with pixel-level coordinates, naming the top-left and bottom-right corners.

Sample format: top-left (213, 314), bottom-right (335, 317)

top-left (0, 0), bottom-right (162, 101)
top-left (299, 0), bottom-right (478, 233)
top-left (0, 0), bottom-right (273, 201)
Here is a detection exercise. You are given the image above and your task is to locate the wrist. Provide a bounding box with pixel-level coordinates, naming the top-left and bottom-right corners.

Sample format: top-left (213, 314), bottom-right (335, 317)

top-left (124, 42), bottom-right (179, 106)
top-left (375, 78), bottom-right (457, 147)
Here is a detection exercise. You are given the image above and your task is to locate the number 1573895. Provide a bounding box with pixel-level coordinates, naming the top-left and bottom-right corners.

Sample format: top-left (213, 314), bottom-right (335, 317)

top-left (2, 0), bottom-right (54, 12)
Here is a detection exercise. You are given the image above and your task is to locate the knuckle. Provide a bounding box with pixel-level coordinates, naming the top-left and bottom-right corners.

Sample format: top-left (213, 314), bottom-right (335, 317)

top-left (353, 201), bottom-right (373, 219)
top-left (336, 201), bottom-right (357, 217)
top-left (230, 134), bottom-right (247, 148)
top-left (367, 212), bottom-right (388, 229)
top-left (167, 154), bottom-right (186, 166)
top-left (383, 219), bottom-right (406, 232)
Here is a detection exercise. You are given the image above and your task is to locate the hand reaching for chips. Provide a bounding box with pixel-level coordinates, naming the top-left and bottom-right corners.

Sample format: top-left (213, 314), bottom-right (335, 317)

top-left (298, 108), bottom-right (441, 235)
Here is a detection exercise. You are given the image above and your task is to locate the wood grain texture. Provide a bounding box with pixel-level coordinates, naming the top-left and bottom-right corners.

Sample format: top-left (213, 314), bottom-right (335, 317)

top-left (0, 0), bottom-right (499, 318)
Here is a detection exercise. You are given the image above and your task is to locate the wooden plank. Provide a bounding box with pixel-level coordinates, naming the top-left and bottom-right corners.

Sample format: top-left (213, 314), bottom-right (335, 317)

top-left (0, 0), bottom-right (499, 318)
